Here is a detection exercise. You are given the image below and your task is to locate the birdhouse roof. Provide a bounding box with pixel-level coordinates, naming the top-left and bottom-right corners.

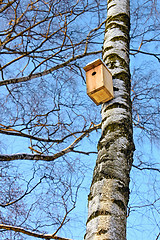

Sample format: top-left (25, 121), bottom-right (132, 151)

top-left (83, 59), bottom-right (106, 72)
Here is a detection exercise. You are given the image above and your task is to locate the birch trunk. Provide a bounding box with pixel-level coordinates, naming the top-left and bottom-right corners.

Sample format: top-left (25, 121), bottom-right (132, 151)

top-left (84, 0), bottom-right (134, 239)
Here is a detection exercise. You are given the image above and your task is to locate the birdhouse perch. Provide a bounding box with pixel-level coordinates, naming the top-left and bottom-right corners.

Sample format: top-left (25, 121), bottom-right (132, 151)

top-left (83, 59), bottom-right (114, 105)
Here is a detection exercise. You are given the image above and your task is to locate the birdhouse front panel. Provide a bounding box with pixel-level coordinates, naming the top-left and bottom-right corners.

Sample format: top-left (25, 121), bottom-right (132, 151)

top-left (85, 64), bottom-right (103, 94)
top-left (84, 59), bottom-right (114, 105)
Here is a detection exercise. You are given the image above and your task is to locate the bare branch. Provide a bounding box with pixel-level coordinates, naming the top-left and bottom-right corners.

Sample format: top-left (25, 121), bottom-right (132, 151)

top-left (0, 0), bottom-right (17, 13)
top-left (0, 176), bottom-right (46, 208)
top-left (156, 233), bottom-right (160, 240)
top-left (0, 224), bottom-right (73, 240)
top-left (0, 122), bottom-right (100, 143)
top-left (0, 50), bottom-right (101, 86)
top-left (0, 123), bottom-right (101, 161)
top-left (132, 164), bottom-right (160, 173)
top-left (130, 49), bottom-right (160, 62)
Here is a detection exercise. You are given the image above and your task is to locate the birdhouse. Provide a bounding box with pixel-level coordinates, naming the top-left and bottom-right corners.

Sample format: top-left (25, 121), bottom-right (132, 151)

top-left (83, 59), bottom-right (114, 105)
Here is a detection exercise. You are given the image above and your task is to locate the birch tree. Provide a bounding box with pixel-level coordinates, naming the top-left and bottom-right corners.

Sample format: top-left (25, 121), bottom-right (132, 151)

top-left (85, 0), bottom-right (134, 239)
top-left (85, 0), bottom-right (160, 240)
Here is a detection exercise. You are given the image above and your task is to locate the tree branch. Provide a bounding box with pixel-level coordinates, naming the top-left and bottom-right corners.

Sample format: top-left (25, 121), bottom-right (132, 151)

top-left (0, 123), bottom-right (100, 142)
top-left (0, 123), bottom-right (101, 161)
top-left (0, 224), bottom-right (73, 240)
top-left (132, 164), bottom-right (160, 173)
top-left (0, 50), bottom-right (101, 86)
top-left (0, 176), bottom-right (45, 208)
top-left (0, 0), bottom-right (17, 13)
top-left (130, 49), bottom-right (160, 62)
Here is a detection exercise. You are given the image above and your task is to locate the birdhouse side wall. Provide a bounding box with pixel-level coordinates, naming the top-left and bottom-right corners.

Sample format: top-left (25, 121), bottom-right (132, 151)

top-left (102, 66), bottom-right (114, 97)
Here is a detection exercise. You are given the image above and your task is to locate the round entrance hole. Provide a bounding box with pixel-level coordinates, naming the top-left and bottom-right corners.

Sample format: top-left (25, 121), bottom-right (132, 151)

top-left (92, 71), bottom-right (96, 76)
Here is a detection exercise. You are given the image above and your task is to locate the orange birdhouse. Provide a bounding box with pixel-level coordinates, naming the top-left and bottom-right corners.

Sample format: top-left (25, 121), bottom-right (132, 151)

top-left (83, 59), bottom-right (114, 105)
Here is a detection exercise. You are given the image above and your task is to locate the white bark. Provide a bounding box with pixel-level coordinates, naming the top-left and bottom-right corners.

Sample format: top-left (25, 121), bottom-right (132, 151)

top-left (85, 0), bottom-right (134, 239)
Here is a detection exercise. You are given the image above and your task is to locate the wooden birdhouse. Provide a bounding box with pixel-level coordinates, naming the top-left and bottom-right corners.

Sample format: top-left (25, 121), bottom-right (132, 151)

top-left (83, 59), bottom-right (114, 105)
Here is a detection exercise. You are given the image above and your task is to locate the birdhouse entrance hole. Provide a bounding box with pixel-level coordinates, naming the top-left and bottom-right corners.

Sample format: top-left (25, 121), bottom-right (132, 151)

top-left (92, 71), bottom-right (96, 76)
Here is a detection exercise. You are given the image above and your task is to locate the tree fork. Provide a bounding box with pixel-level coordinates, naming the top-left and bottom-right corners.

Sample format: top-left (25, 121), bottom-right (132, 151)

top-left (84, 0), bottom-right (134, 239)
